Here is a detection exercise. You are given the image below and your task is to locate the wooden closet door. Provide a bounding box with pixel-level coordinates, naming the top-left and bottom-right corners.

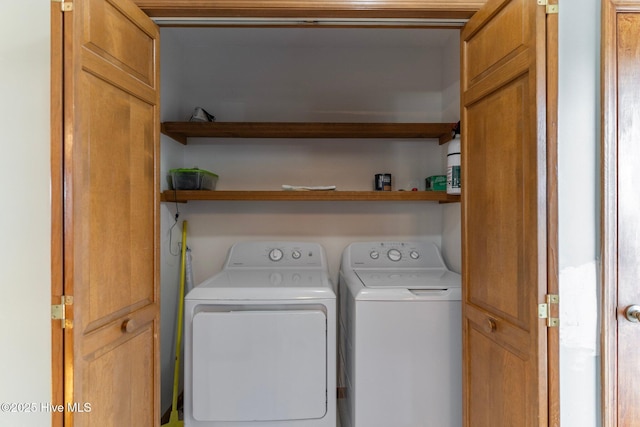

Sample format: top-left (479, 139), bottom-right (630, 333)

top-left (461, 0), bottom-right (553, 425)
top-left (616, 12), bottom-right (640, 423)
top-left (61, 0), bottom-right (160, 425)
top-left (602, 5), bottom-right (640, 426)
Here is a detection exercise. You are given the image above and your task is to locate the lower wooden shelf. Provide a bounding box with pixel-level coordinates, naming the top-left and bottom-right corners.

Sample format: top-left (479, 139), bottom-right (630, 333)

top-left (161, 190), bottom-right (460, 203)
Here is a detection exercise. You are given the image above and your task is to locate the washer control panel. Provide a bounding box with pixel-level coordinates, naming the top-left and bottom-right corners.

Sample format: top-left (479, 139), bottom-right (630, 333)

top-left (225, 241), bottom-right (326, 268)
top-left (348, 241), bottom-right (444, 269)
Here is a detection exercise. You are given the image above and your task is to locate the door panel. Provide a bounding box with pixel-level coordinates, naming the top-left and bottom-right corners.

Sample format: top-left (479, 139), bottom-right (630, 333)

top-left (63, 0), bottom-right (160, 424)
top-left (84, 74), bottom-right (155, 326)
top-left (83, 328), bottom-right (155, 425)
top-left (461, 0), bottom-right (548, 425)
top-left (467, 326), bottom-right (527, 426)
top-left (612, 10), bottom-right (640, 426)
top-left (465, 0), bottom-right (527, 85)
top-left (466, 75), bottom-right (529, 327)
top-left (85, 0), bottom-right (156, 85)
top-left (602, 3), bottom-right (640, 425)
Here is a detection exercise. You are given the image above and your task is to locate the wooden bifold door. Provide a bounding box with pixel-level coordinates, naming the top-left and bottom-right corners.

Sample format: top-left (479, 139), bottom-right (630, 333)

top-left (461, 0), bottom-right (557, 425)
top-left (53, 0), bottom-right (161, 425)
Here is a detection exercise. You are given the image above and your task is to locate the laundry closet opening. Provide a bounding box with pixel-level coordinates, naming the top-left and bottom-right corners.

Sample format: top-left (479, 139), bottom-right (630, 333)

top-left (157, 23), bottom-right (463, 416)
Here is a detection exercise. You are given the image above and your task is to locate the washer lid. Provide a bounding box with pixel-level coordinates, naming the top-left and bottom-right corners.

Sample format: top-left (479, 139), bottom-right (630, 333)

top-left (186, 269), bottom-right (335, 301)
top-left (354, 269), bottom-right (461, 289)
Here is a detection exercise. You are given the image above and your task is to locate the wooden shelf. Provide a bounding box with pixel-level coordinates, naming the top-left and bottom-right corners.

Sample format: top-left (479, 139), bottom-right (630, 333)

top-left (161, 190), bottom-right (460, 203)
top-left (161, 122), bottom-right (456, 145)
top-left (160, 122), bottom-right (459, 203)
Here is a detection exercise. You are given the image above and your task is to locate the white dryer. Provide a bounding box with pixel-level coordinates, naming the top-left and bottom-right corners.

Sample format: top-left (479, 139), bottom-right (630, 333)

top-left (184, 241), bottom-right (336, 427)
top-left (338, 241), bottom-right (461, 427)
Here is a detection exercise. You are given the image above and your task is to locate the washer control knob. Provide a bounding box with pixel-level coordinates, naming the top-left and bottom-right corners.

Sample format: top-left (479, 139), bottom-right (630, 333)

top-left (387, 249), bottom-right (402, 262)
top-left (268, 248), bottom-right (284, 262)
top-left (292, 250), bottom-right (301, 260)
top-left (409, 251), bottom-right (420, 260)
top-left (370, 251), bottom-right (380, 260)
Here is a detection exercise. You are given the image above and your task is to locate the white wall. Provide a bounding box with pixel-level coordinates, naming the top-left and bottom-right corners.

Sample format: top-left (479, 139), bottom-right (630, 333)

top-left (159, 27), bottom-right (462, 410)
top-left (558, 0), bottom-right (601, 425)
top-left (0, 1), bottom-right (52, 426)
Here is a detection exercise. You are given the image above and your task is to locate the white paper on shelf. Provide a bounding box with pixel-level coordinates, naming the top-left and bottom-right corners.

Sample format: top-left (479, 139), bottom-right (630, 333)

top-left (281, 185), bottom-right (337, 191)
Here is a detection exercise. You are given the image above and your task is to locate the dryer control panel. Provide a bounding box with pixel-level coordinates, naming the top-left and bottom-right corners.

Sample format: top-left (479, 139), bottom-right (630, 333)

top-left (225, 241), bottom-right (327, 268)
top-left (346, 241), bottom-right (446, 269)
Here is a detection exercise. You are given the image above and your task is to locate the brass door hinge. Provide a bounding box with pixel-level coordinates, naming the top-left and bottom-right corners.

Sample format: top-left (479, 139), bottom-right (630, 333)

top-left (52, 0), bottom-right (73, 12)
top-left (537, 0), bottom-right (559, 14)
top-left (538, 294), bottom-right (559, 327)
top-left (51, 295), bottom-right (73, 328)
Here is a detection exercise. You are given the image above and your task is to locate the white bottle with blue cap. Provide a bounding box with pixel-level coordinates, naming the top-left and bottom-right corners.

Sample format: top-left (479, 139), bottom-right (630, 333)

top-left (447, 122), bottom-right (461, 195)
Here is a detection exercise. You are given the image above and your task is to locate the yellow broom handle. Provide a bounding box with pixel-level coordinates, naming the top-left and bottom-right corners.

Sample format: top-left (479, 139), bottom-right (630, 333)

top-left (171, 220), bottom-right (188, 412)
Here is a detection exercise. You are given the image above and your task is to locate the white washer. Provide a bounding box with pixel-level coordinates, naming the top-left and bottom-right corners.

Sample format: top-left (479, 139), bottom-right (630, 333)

top-left (338, 241), bottom-right (462, 427)
top-left (185, 241), bottom-right (336, 427)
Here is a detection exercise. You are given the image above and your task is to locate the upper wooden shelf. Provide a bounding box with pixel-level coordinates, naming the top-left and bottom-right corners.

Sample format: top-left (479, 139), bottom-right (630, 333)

top-left (135, 0), bottom-right (483, 20)
top-left (161, 190), bottom-right (460, 203)
top-left (161, 122), bottom-right (456, 145)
